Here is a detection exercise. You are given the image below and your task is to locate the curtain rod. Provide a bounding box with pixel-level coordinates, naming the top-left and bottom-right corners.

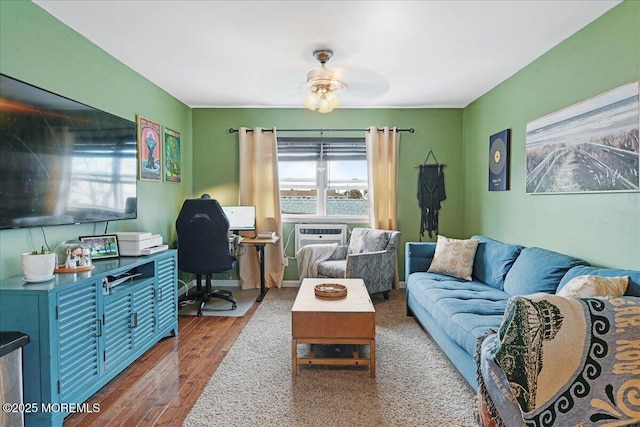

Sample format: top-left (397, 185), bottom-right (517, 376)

top-left (228, 127), bottom-right (414, 134)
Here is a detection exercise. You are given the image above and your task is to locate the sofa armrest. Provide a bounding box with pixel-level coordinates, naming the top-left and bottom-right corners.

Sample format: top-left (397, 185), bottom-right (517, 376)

top-left (405, 242), bottom-right (436, 275)
top-left (346, 250), bottom-right (389, 273)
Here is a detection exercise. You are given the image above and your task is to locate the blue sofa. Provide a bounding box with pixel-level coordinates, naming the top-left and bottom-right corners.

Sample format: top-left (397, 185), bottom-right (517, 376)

top-left (405, 235), bottom-right (640, 390)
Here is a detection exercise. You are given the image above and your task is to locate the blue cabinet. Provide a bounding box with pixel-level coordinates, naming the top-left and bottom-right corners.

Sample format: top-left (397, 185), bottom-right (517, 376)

top-left (0, 250), bottom-right (178, 427)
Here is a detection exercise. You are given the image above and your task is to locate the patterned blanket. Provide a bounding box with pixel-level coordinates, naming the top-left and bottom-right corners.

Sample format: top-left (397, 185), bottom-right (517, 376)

top-left (477, 293), bottom-right (640, 427)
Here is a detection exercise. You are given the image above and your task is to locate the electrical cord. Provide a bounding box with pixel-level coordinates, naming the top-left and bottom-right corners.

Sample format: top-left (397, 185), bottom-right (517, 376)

top-left (39, 227), bottom-right (52, 252)
top-left (177, 277), bottom-right (197, 307)
top-left (177, 278), bottom-right (190, 295)
top-left (235, 244), bottom-right (247, 257)
top-left (283, 227), bottom-right (296, 259)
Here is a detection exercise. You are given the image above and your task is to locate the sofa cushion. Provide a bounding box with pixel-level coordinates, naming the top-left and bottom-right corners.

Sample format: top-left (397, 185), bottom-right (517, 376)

top-left (427, 235), bottom-right (479, 281)
top-left (557, 274), bottom-right (628, 297)
top-left (407, 272), bottom-right (510, 356)
top-left (316, 260), bottom-right (346, 278)
top-left (558, 266), bottom-right (640, 297)
top-left (503, 247), bottom-right (588, 296)
top-left (471, 235), bottom-right (522, 290)
top-left (348, 228), bottom-right (390, 255)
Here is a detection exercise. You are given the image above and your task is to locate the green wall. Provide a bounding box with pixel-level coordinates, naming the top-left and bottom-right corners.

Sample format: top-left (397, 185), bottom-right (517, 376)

top-left (192, 108), bottom-right (464, 280)
top-left (0, 1), bottom-right (193, 280)
top-left (2, 0), bottom-right (637, 281)
top-left (462, 0), bottom-right (640, 269)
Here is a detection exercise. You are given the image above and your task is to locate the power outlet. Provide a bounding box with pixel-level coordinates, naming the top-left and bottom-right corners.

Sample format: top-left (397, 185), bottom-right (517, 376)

top-left (283, 257), bottom-right (289, 267)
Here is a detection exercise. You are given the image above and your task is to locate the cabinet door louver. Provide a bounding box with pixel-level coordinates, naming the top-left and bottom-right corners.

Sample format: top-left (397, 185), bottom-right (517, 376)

top-left (103, 292), bottom-right (133, 371)
top-left (132, 282), bottom-right (156, 344)
top-left (157, 255), bottom-right (177, 331)
top-left (57, 280), bottom-right (100, 402)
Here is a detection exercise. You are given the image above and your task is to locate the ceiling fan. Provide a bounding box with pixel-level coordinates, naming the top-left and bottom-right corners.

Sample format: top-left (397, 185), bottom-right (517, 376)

top-left (297, 48), bottom-right (390, 111)
top-left (303, 49), bottom-right (345, 113)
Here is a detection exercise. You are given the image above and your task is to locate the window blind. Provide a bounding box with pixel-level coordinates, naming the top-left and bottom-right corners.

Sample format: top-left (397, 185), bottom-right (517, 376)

top-left (277, 137), bottom-right (366, 162)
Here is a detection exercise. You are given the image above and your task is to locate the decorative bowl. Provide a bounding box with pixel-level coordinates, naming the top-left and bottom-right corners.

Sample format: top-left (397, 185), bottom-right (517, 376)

top-left (314, 283), bottom-right (347, 300)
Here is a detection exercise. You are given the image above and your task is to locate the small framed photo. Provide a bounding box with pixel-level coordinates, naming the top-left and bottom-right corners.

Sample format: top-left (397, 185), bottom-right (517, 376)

top-left (80, 235), bottom-right (120, 259)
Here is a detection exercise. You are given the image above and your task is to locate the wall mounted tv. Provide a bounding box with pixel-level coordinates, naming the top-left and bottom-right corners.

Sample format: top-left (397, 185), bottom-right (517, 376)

top-left (0, 74), bottom-right (137, 229)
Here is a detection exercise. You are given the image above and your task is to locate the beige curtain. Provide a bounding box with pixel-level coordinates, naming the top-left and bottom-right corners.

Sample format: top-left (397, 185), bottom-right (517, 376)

top-left (238, 127), bottom-right (284, 290)
top-left (366, 126), bottom-right (399, 230)
top-left (366, 126), bottom-right (400, 288)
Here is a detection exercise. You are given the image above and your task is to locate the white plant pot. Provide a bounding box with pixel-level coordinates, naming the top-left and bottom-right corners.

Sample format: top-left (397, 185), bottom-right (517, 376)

top-left (21, 252), bottom-right (56, 281)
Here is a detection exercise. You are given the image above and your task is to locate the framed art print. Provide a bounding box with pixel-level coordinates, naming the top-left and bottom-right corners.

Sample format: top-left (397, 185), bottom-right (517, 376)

top-left (526, 81), bottom-right (639, 194)
top-left (163, 127), bottom-right (181, 182)
top-left (489, 129), bottom-right (510, 191)
top-left (137, 115), bottom-right (162, 181)
top-left (79, 235), bottom-right (120, 259)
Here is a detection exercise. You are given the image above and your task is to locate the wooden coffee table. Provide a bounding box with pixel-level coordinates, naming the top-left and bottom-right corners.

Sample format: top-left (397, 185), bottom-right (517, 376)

top-left (291, 278), bottom-right (376, 378)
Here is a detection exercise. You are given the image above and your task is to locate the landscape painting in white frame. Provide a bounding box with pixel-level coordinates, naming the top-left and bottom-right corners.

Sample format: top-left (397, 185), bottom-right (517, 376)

top-left (526, 81), bottom-right (639, 194)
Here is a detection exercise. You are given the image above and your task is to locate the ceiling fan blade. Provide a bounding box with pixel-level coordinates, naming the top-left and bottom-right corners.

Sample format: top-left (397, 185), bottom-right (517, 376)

top-left (341, 67), bottom-right (390, 97)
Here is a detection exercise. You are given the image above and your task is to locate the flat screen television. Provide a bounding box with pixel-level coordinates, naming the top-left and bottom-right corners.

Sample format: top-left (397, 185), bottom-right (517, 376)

top-left (0, 74), bottom-right (137, 229)
top-left (221, 205), bottom-right (256, 232)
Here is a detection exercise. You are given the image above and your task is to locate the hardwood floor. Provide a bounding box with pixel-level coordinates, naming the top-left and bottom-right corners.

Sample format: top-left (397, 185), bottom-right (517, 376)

top-left (64, 303), bottom-right (259, 426)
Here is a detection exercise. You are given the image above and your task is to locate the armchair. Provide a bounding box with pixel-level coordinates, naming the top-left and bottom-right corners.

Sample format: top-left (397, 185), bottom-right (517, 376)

top-left (315, 227), bottom-right (401, 299)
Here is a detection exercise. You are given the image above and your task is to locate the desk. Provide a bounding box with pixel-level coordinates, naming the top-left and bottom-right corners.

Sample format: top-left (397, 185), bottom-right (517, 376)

top-left (240, 236), bottom-right (280, 302)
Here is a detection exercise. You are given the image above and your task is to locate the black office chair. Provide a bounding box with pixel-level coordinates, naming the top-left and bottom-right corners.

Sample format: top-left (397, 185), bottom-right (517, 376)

top-left (176, 198), bottom-right (237, 315)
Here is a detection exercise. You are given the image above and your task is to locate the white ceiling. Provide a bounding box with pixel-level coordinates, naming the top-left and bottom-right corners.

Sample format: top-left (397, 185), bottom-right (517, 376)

top-left (34, 0), bottom-right (621, 109)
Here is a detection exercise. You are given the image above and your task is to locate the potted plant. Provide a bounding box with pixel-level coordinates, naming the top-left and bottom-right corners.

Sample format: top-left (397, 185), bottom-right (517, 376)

top-left (21, 245), bottom-right (56, 282)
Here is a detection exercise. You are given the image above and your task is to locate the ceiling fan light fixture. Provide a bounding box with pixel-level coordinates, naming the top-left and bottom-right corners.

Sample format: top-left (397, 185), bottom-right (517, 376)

top-left (303, 91), bottom-right (319, 110)
top-left (324, 90), bottom-right (340, 109)
top-left (318, 97), bottom-right (331, 114)
top-left (303, 49), bottom-right (345, 113)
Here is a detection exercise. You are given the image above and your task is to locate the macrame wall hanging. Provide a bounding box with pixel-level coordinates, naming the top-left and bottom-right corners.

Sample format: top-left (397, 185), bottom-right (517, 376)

top-left (416, 149), bottom-right (446, 240)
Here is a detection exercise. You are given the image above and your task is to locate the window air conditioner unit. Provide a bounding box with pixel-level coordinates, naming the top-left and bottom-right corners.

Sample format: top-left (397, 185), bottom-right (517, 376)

top-left (295, 224), bottom-right (347, 252)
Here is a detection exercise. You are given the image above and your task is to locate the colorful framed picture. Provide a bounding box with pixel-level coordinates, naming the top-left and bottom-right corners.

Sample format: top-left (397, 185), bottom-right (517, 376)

top-left (79, 235), bottom-right (120, 259)
top-left (163, 127), bottom-right (182, 182)
top-left (489, 129), bottom-right (510, 191)
top-left (137, 115), bottom-right (162, 181)
top-left (526, 81), bottom-right (639, 194)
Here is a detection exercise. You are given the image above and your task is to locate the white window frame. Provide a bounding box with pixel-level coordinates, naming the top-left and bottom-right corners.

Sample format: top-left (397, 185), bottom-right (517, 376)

top-left (278, 136), bottom-right (369, 223)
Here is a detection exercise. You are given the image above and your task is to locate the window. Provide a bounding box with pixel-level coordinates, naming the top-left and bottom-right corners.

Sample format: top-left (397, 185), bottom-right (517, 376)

top-left (277, 136), bottom-right (368, 218)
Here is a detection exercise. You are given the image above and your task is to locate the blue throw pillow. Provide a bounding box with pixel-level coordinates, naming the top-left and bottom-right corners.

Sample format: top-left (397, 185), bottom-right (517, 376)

top-left (471, 235), bottom-right (522, 290)
top-left (559, 266), bottom-right (640, 297)
top-left (503, 247), bottom-right (589, 296)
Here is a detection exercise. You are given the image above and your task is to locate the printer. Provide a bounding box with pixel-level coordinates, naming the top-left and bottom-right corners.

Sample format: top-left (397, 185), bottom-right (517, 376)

top-left (115, 232), bottom-right (168, 256)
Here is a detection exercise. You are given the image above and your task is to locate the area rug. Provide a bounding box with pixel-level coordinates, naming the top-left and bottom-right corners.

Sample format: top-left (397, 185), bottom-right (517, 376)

top-left (178, 287), bottom-right (259, 317)
top-left (182, 288), bottom-right (477, 426)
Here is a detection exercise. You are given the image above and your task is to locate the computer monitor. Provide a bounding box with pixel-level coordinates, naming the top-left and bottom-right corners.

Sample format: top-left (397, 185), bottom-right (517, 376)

top-left (221, 205), bottom-right (256, 232)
